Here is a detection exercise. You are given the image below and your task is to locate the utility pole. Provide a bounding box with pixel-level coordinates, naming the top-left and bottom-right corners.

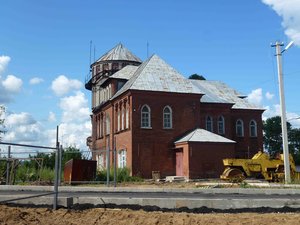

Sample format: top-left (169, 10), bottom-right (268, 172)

top-left (271, 41), bottom-right (293, 183)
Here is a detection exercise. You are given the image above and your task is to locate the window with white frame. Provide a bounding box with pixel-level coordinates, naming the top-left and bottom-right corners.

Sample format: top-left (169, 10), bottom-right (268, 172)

top-left (125, 107), bottom-right (129, 129)
top-left (236, 119), bottom-right (244, 137)
top-left (206, 116), bottom-right (213, 132)
top-left (106, 115), bottom-right (110, 135)
top-left (218, 116), bottom-right (225, 135)
top-left (249, 120), bottom-right (257, 137)
top-left (141, 105), bottom-right (151, 128)
top-left (97, 153), bottom-right (104, 170)
top-left (100, 115), bottom-right (103, 137)
top-left (118, 150), bottom-right (126, 168)
top-left (163, 106), bottom-right (172, 129)
top-left (121, 108), bottom-right (125, 130)
top-left (117, 110), bottom-right (120, 131)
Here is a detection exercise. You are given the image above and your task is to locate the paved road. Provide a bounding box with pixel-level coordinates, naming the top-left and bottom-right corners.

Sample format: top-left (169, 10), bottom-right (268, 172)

top-left (1, 190), bottom-right (300, 200)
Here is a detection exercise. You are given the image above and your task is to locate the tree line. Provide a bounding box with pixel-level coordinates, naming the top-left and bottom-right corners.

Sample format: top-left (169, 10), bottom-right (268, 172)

top-left (264, 116), bottom-right (300, 164)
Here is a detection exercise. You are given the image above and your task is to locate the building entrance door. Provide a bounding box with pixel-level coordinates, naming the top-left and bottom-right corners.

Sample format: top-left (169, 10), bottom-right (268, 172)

top-left (176, 150), bottom-right (183, 176)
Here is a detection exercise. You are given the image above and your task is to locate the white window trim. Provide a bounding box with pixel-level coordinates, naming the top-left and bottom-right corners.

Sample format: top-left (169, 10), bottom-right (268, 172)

top-left (97, 153), bottom-right (104, 170)
top-left (117, 110), bottom-right (120, 131)
top-left (141, 104), bottom-right (152, 128)
top-left (106, 115), bottom-right (110, 135)
top-left (249, 120), bottom-right (257, 137)
top-left (125, 107), bottom-right (129, 129)
top-left (218, 116), bottom-right (225, 135)
top-left (163, 105), bottom-right (173, 129)
top-left (236, 119), bottom-right (244, 137)
top-left (118, 149), bottom-right (127, 168)
top-left (121, 108), bottom-right (125, 130)
top-left (206, 116), bottom-right (213, 132)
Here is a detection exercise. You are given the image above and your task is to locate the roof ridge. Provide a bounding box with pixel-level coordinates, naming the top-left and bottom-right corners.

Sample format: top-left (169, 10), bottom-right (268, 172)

top-left (111, 55), bottom-right (154, 99)
top-left (187, 129), bottom-right (197, 142)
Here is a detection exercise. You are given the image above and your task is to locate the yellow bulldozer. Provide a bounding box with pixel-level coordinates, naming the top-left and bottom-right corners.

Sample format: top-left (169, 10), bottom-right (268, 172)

top-left (220, 151), bottom-right (300, 182)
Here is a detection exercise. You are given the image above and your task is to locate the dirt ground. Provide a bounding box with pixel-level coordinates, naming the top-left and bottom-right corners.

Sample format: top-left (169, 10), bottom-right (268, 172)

top-left (1, 205), bottom-right (300, 225)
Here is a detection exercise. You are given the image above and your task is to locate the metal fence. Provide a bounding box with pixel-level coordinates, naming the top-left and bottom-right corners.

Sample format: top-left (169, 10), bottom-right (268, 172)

top-left (0, 126), bottom-right (61, 209)
top-left (0, 128), bottom-right (123, 209)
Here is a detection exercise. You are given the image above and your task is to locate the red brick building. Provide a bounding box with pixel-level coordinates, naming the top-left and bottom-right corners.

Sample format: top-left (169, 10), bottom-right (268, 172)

top-left (85, 44), bottom-right (264, 179)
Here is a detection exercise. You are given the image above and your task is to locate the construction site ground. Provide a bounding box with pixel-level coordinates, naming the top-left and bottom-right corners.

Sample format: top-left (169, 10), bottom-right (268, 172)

top-left (1, 204), bottom-right (300, 225)
top-left (2, 180), bottom-right (300, 224)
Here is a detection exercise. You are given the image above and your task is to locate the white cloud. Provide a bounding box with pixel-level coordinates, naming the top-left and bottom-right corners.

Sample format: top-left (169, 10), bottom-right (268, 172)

top-left (0, 56), bottom-right (10, 74)
top-left (56, 91), bottom-right (91, 150)
top-left (2, 75), bottom-right (23, 93)
top-left (29, 77), bottom-right (44, 85)
top-left (262, 104), bottom-right (280, 120)
top-left (247, 88), bottom-right (263, 106)
top-left (51, 75), bottom-right (82, 96)
top-left (48, 111), bottom-right (56, 122)
top-left (0, 57), bottom-right (22, 104)
top-left (59, 122), bottom-right (92, 150)
top-left (2, 90), bottom-right (91, 151)
top-left (265, 91), bottom-right (274, 100)
top-left (262, 0), bottom-right (300, 46)
top-left (59, 91), bottom-right (90, 123)
top-left (3, 112), bottom-right (43, 143)
top-left (262, 104), bottom-right (300, 128)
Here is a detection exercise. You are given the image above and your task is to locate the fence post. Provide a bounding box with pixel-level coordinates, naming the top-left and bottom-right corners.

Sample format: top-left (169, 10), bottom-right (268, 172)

top-left (58, 144), bottom-right (63, 185)
top-left (6, 146), bottom-right (11, 185)
top-left (53, 126), bottom-right (59, 210)
top-left (114, 137), bottom-right (117, 187)
top-left (106, 141), bottom-right (110, 187)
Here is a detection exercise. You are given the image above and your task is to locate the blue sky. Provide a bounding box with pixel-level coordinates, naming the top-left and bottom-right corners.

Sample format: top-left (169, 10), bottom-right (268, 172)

top-left (0, 0), bottom-right (300, 150)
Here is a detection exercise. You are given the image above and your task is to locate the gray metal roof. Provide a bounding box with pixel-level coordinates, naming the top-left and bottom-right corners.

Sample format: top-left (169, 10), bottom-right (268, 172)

top-left (112, 54), bottom-right (203, 99)
top-left (175, 128), bottom-right (236, 144)
top-left (96, 43), bottom-right (142, 63)
top-left (191, 80), bottom-right (263, 110)
top-left (110, 65), bottom-right (138, 80)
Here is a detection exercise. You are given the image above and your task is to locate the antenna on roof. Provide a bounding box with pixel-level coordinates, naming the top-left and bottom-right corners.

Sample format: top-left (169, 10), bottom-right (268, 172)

top-left (89, 40), bottom-right (92, 66)
top-left (147, 41), bottom-right (149, 58)
top-left (94, 45), bottom-right (96, 62)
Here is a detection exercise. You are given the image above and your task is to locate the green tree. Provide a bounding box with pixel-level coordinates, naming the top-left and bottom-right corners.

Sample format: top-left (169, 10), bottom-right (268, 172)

top-left (28, 152), bottom-right (55, 169)
top-left (62, 146), bottom-right (83, 166)
top-left (26, 146), bottom-right (83, 169)
top-left (188, 74), bottom-right (206, 80)
top-left (263, 116), bottom-right (292, 157)
top-left (289, 128), bottom-right (300, 164)
top-left (263, 116), bottom-right (300, 164)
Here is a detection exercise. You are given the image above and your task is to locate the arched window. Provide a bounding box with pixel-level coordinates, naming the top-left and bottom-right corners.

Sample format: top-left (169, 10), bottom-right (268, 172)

top-left (141, 105), bottom-right (151, 128)
top-left (118, 149), bottom-right (127, 168)
top-left (117, 110), bottom-right (120, 131)
top-left (106, 114), bottom-right (110, 135)
top-left (206, 116), bottom-right (213, 132)
top-left (125, 107), bottom-right (129, 129)
top-left (236, 119), bottom-right (244, 137)
top-left (121, 107), bottom-right (125, 130)
top-left (163, 106), bottom-right (172, 129)
top-left (249, 120), bottom-right (257, 137)
top-left (97, 153), bottom-right (104, 170)
top-left (218, 116), bottom-right (225, 135)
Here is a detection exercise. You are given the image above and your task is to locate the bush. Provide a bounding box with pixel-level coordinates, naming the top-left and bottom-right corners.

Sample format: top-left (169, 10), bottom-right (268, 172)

top-left (95, 167), bottom-right (143, 183)
top-left (39, 168), bottom-right (55, 183)
top-left (16, 166), bottom-right (37, 183)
